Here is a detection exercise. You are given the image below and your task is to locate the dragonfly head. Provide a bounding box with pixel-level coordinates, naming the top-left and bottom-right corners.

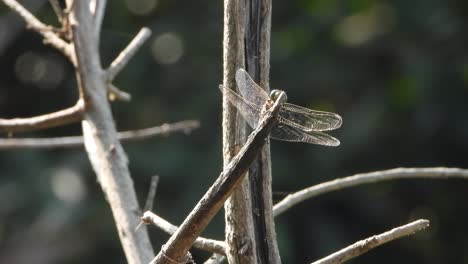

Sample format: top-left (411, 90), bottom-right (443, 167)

top-left (270, 90), bottom-right (288, 104)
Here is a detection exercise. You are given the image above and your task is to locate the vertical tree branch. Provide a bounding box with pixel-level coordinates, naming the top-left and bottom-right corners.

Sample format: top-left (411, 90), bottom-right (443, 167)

top-left (67, 1), bottom-right (153, 263)
top-left (93, 0), bottom-right (106, 39)
top-left (150, 91), bottom-right (284, 264)
top-left (243, 0), bottom-right (280, 263)
top-left (222, 0), bottom-right (280, 263)
top-left (222, 1), bottom-right (258, 263)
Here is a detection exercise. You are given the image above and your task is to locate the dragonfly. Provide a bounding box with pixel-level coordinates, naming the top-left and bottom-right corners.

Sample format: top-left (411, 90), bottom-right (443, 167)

top-left (219, 69), bottom-right (342, 146)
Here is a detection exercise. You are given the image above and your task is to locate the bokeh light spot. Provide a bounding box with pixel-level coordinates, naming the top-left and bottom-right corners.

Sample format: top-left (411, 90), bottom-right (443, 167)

top-left (50, 167), bottom-right (87, 205)
top-left (151, 32), bottom-right (184, 65)
top-left (335, 4), bottom-right (395, 46)
top-left (15, 51), bottom-right (46, 84)
top-left (14, 52), bottom-right (65, 90)
top-left (125, 0), bottom-right (158, 16)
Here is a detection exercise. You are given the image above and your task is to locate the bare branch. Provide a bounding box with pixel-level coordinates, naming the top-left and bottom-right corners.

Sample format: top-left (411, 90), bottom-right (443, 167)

top-left (0, 0), bottom-right (48, 56)
top-left (106, 27), bottom-right (151, 81)
top-left (2, 0), bottom-right (76, 64)
top-left (142, 211), bottom-right (226, 255)
top-left (312, 219), bottom-right (430, 264)
top-left (273, 167), bottom-right (468, 217)
top-left (108, 84), bottom-right (131, 102)
top-left (48, 0), bottom-right (64, 22)
top-left (0, 120), bottom-right (200, 149)
top-left (93, 0), bottom-right (106, 38)
top-left (143, 176), bottom-right (160, 212)
top-left (69, 1), bottom-right (154, 262)
top-left (150, 93), bottom-right (285, 264)
top-left (0, 100), bottom-right (84, 133)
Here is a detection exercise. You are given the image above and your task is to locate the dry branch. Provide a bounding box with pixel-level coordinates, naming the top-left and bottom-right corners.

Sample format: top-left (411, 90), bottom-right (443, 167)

top-left (222, 0), bottom-right (259, 260)
top-left (0, 100), bottom-right (84, 133)
top-left (108, 83), bottom-right (131, 101)
top-left (93, 0), bottom-right (106, 38)
top-left (222, 0), bottom-right (280, 263)
top-left (143, 175), bottom-right (160, 212)
top-left (312, 219), bottom-right (430, 264)
top-left (106, 27), bottom-right (151, 81)
top-left (142, 211), bottom-right (226, 255)
top-left (48, 0), bottom-right (64, 21)
top-left (150, 93), bottom-right (285, 264)
top-left (2, 0), bottom-right (76, 64)
top-left (0, 120), bottom-right (200, 149)
top-left (274, 167), bottom-right (468, 217)
top-left (69, 1), bottom-right (154, 263)
top-left (240, 0), bottom-right (280, 262)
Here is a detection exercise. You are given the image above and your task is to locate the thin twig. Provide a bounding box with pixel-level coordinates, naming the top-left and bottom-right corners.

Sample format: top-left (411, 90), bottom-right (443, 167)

top-left (0, 120), bottom-right (200, 149)
top-left (93, 0), bottom-right (106, 38)
top-left (108, 83), bottom-right (131, 101)
top-left (0, 100), bottom-right (84, 133)
top-left (106, 27), bottom-right (151, 81)
top-left (0, 0), bottom-right (48, 56)
top-left (273, 167), bottom-right (468, 217)
top-left (150, 92), bottom-right (285, 264)
top-left (144, 176), bottom-right (160, 212)
top-left (48, 0), bottom-right (64, 22)
top-left (142, 211), bottom-right (226, 255)
top-left (2, 0), bottom-right (76, 65)
top-left (312, 219), bottom-right (430, 264)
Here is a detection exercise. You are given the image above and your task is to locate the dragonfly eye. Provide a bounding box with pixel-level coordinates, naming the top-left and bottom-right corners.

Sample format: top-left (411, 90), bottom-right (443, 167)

top-left (270, 90), bottom-right (287, 103)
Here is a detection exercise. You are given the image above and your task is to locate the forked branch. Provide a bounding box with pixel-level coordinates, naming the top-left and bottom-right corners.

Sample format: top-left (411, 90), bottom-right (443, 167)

top-left (312, 219), bottom-right (430, 264)
top-left (2, 0), bottom-right (76, 64)
top-left (150, 93), bottom-right (285, 264)
top-left (106, 27), bottom-right (152, 81)
top-left (104, 27), bottom-right (151, 101)
top-left (142, 211), bottom-right (226, 255)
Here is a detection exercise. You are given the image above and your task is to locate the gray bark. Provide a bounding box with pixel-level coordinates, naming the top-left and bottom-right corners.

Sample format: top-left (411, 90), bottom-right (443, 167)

top-left (223, 0), bottom-right (258, 263)
top-left (68, 1), bottom-right (154, 264)
top-left (222, 0), bottom-right (280, 263)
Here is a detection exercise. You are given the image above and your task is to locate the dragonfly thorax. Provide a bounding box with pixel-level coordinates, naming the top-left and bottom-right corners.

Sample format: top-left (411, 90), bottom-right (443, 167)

top-left (270, 89), bottom-right (288, 104)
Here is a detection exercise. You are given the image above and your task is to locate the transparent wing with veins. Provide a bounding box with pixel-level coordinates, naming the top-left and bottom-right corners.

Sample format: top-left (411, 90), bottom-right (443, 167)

top-left (279, 104), bottom-right (342, 132)
top-left (270, 124), bottom-right (340, 146)
top-left (219, 84), bottom-right (263, 129)
top-left (220, 69), bottom-right (342, 146)
top-left (235, 69), bottom-right (342, 132)
top-left (235, 69), bottom-right (270, 108)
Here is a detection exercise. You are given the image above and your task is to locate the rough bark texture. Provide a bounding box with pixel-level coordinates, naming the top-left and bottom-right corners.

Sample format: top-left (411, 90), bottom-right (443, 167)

top-left (222, 0), bottom-right (280, 263)
top-left (150, 90), bottom-right (284, 264)
top-left (244, 1), bottom-right (281, 263)
top-left (223, 1), bottom-right (258, 263)
top-left (68, 1), bottom-right (154, 264)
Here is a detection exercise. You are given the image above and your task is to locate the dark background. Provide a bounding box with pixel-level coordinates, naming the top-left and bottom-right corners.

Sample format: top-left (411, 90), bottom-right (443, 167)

top-left (1, 0), bottom-right (468, 263)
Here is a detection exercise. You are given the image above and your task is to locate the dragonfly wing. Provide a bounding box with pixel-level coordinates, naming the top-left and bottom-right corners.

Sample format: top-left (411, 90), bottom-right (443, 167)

top-left (219, 84), bottom-right (261, 129)
top-left (270, 124), bottom-right (340, 146)
top-left (279, 103), bottom-right (342, 132)
top-left (235, 69), bottom-right (269, 107)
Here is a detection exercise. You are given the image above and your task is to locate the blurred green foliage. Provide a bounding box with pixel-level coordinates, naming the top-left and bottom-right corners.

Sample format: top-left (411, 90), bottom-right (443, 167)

top-left (0, 0), bottom-right (468, 263)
